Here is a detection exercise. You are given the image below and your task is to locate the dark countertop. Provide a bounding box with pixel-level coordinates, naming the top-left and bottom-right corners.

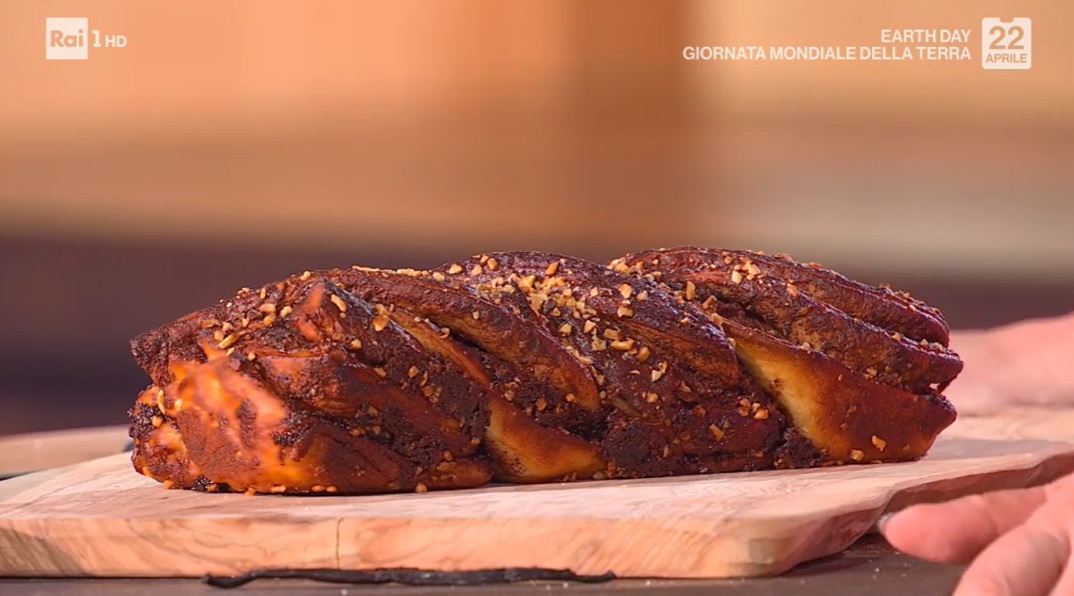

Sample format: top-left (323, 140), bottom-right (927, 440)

top-left (0, 535), bottom-right (963, 596)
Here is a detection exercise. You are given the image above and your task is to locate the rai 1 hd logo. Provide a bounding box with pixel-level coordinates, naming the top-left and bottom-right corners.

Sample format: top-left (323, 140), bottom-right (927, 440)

top-left (45, 17), bottom-right (127, 60)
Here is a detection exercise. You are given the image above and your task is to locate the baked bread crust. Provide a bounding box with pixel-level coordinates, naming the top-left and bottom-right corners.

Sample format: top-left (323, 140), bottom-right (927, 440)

top-left (128, 248), bottom-right (959, 494)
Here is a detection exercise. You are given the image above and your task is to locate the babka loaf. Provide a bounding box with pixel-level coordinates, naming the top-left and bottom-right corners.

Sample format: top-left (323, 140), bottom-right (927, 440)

top-left (128, 248), bottom-right (960, 494)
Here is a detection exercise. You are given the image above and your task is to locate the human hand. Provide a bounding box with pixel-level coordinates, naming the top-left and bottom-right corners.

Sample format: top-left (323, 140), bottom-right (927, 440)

top-left (946, 313), bottom-right (1074, 415)
top-left (881, 471), bottom-right (1074, 595)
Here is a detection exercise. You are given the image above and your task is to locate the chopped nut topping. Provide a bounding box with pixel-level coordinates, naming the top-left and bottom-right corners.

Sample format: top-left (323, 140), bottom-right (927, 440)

top-left (518, 275), bottom-right (537, 290)
top-left (373, 367), bottom-right (387, 378)
top-left (269, 485), bottom-right (287, 494)
top-left (644, 392), bottom-right (659, 403)
top-left (610, 338), bottom-right (635, 351)
top-left (603, 328), bottom-right (621, 341)
top-left (786, 282), bottom-right (799, 297)
top-left (329, 295), bottom-right (347, 313)
top-left (753, 409), bottom-right (769, 420)
top-left (849, 449), bottom-right (865, 462)
top-left (636, 345), bottom-right (651, 362)
top-left (617, 305), bottom-right (634, 318)
top-left (431, 272), bottom-right (446, 282)
top-left (470, 265), bottom-right (483, 276)
top-left (564, 393), bottom-right (576, 403)
top-left (709, 424), bottom-right (725, 440)
top-left (218, 333), bottom-right (239, 350)
top-left (558, 323), bottom-right (573, 336)
top-left (372, 314), bottom-right (390, 332)
top-left (536, 398), bottom-right (548, 411)
top-left (408, 366), bottom-right (419, 378)
top-left (212, 329), bottom-right (225, 342)
top-left (151, 415), bottom-right (163, 428)
top-left (447, 264), bottom-right (464, 275)
top-left (278, 306), bottom-right (293, 318)
top-left (472, 311), bottom-right (480, 320)
top-left (545, 262), bottom-right (560, 276)
top-left (246, 352), bottom-right (257, 361)
top-left (259, 287), bottom-right (267, 300)
top-left (871, 435), bottom-right (887, 452)
top-left (591, 338), bottom-right (608, 351)
top-left (651, 361), bottom-right (668, 382)
top-left (486, 258), bottom-right (499, 271)
top-left (583, 320), bottom-right (597, 334)
top-left (299, 271), bottom-right (312, 281)
top-left (731, 270), bottom-right (744, 284)
top-left (684, 281), bottom-right (696, 301)
top-left (311, 485), bottom-right (325, 493)
top-left (618, 284), bottom-right (633, 299)
top-left (349, 339), bottom-right (363, 350)
top-left (326, 485), bottom-right (338, 493)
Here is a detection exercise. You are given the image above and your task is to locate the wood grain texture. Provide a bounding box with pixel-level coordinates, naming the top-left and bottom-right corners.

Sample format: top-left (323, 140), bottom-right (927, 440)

top-left (0, 409), bottom-right (1072, 579)
top-left (0, 426), bottom-right (130, 477)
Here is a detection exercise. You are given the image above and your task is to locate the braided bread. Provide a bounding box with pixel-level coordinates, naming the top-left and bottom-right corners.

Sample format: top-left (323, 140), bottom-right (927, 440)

top-left (128, 248), bottom-right (959, 494)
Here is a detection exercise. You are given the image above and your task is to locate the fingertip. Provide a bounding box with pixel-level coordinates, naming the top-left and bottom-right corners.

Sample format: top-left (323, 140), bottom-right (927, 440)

top-left (875, 512), bottom-right (894, 533)
top-left (878, 505), bottom-right (931, 554)
top-left (881, 488), bottom-right (1049, 564)
top-left (881, 502), bottom-right (991, 563)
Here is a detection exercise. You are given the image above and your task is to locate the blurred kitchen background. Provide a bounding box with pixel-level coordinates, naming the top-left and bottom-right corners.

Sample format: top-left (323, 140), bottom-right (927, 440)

top-left (1, 0), bottom-right (1072, 435)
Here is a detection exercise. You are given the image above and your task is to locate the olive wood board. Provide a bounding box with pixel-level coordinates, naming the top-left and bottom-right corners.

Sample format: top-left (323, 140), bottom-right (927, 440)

top-left (0, 425), bottom-right (130, 478)
top-left (1, 408), bottom-right (1073, 579)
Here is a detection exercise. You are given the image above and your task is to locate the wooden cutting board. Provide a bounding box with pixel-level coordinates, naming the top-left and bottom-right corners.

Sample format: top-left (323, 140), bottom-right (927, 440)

top-left (0, 425), bottom-right (130, 478)
top-left (1, 408), bottom-right (1073, 579)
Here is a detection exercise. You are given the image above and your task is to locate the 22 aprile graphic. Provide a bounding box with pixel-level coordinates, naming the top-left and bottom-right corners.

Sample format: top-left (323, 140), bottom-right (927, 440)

top-left (982, 18), bottom-right (1031, 70)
